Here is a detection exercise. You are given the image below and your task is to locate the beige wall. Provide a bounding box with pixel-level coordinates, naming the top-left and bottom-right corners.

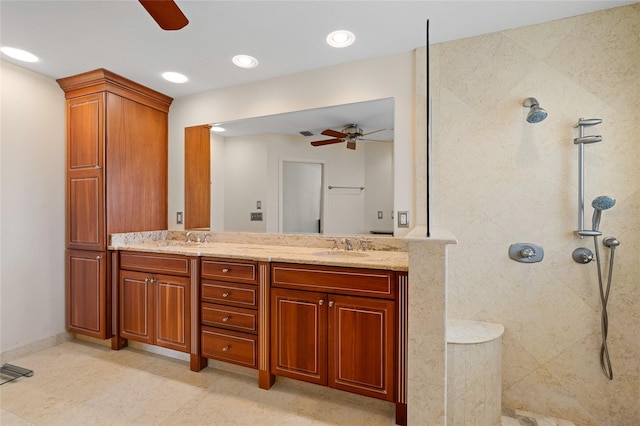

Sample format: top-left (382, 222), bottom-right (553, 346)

top-left (0, 60), bottom-right (67, 353)
top-left (427, 4), bottom-right (639, 425)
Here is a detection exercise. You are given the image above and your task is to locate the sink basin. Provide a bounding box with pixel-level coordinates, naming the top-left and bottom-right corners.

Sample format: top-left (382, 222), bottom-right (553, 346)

top-left (312, 250), bottom-right (369, 258)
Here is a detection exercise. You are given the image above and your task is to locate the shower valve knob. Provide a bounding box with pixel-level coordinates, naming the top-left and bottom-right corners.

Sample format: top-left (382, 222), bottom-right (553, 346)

top-left (572, 247), bottom-right (593, 264)
top-left (519, 248), bottom-right (535, 258)
top-left (509, 243), bottom-right (544, 263)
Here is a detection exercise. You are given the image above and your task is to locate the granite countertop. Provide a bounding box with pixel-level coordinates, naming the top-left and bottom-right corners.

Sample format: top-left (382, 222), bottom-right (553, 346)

top-left (110, 241), bottom-right (408, 271)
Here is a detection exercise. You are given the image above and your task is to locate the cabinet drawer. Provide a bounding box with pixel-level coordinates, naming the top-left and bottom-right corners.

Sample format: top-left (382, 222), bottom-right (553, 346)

top-left (271, 263), bottom-right (395, 299)
top-left (201, 258), bottom-right (258, 284)
top-left (201, 280), bottom-right (258, 308)
top-left (201, 303), bottom-right (258, 334)
top-left (201, 326), bottom-right (257, 369)
top-left (120, 252), bottom-right (190, 276)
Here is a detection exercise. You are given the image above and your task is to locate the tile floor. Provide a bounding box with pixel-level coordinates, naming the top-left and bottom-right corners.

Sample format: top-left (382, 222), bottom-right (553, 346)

top-left (1, 340), bottom-right (574, 425)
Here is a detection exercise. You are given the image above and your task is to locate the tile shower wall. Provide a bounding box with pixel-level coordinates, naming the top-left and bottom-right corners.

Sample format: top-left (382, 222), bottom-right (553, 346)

top-left (423, 4), bottom-right (639, 425)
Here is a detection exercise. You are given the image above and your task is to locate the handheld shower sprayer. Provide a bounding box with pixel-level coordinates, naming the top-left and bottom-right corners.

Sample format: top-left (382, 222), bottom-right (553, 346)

top-left (591, 195), bottom-right (616, 233)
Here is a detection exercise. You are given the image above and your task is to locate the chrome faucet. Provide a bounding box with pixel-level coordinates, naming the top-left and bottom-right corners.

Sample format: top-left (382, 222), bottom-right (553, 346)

top-left (326, 238), bottom-right (339, 251)
top-left (185, 231), bottom-right (200, 243)
top-left (341, 238), bottom-right (353, 251)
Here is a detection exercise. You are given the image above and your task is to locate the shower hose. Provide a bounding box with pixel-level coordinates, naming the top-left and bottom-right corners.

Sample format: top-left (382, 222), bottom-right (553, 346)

top-left (593, 236), bottom-right (616, 380)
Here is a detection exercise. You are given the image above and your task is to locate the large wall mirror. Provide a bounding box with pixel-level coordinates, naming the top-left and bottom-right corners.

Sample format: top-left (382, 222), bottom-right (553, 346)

top-left (185, 97), bottom-right (394, 236)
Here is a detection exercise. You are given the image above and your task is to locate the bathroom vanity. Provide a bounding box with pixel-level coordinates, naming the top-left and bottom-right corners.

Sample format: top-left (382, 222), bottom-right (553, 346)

top-left (109, 233), bottom-right (409, 425)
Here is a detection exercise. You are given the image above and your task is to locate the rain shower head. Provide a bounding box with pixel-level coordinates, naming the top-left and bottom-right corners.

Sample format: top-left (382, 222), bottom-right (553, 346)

top-left (592, 195), bottom-right (616, 232)
top-left (523, 97), bottom-right (547, 123)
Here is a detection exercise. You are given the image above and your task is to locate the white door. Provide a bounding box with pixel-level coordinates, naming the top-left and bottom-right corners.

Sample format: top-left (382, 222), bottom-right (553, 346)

top-left (282, 161), bottom-right (323, 233)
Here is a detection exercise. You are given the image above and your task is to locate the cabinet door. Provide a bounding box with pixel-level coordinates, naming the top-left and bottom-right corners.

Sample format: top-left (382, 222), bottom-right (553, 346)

top-left (184, 125), bottom-right (211, 230)
top-left (67, 250), bottom-right (108, 338)
top-left (67, 94), bottom-right (106, 251)
top-left (119, 270), bottom-right (154, 344)
top-left (155, 274), bottom-right (190, 352)
top-left (68, 169), bottom-right (105, 250)
top-left (67, 94), bottom-right (104, 171)
top-left (105, 93), bottom-right (168, 234)
top-left (328, 295), bottom-right (395, 401)
top-left (271, 288), bottom-right (327, 385)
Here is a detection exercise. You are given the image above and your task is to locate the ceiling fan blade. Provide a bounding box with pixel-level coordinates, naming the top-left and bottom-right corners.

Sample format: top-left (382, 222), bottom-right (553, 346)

top-left (139, 0), bottom-right (189, 30)
top-left (362, 128), bottom-right (386, 136)
top-left (358, 138), bottom-right (394, 142)
top-left (311, 138), bottom-right (342, 147)
top-left (321, 129), bottom-right (348, 138)
top-left (346, 140), bottom-right (357, 150)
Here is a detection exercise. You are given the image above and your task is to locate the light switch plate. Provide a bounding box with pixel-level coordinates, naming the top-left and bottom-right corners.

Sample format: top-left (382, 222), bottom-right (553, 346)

top-left (250, 212), bottom-right (263, 221)
top-left (176, 212), bottom-right (183, 224)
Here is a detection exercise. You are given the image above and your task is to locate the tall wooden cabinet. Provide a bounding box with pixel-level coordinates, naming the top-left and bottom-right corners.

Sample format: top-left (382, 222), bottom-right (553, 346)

top-left (58, 69), bottom-right (172, 340)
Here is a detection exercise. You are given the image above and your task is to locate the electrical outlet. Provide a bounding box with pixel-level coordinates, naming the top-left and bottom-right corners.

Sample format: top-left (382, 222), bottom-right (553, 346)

top-left (250, 212), bottom-right (263, 221)
top-left (398, 211), bottom-right (409, 228)
top-left (377, 211), bottom-right (383, 219)
top-left (176, 212), bottom-right (183, 224)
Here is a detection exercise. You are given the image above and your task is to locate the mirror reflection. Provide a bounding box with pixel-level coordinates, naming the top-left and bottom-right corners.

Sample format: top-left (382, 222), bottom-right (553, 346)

top-left (186, 98), bottom-right (394, 236)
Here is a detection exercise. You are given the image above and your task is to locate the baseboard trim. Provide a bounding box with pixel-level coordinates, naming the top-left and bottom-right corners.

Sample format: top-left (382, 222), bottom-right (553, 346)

top-left (0, 332), bottom-right (74, 363)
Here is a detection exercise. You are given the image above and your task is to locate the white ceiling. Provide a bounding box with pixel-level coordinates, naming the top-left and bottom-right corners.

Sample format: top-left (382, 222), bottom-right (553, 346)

top-left (1, 1), bottom-right (635, 100)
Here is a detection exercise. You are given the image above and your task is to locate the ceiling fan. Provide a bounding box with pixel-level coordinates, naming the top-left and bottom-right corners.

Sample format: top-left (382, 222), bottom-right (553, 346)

top-left (310, 125), bottom-right (388, 150)
top-left (139, 0), bottom-right (189, 30)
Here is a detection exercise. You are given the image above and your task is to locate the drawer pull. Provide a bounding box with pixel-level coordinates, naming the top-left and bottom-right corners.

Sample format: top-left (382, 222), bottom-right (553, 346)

top-left (329, 301), bottom-right (335, 307)
top-left (222, 268), bottom-right (230, 273)
top-left (222, 316), bottom-right (230, 322)
top-left (222, 345), bottom-right (230, 352)
top-left (96, 255), bottom-right (102, 260)
top-left (222, 292), bottom-right (230, 298)
top-left (319, 299), bottom-right (324, 306)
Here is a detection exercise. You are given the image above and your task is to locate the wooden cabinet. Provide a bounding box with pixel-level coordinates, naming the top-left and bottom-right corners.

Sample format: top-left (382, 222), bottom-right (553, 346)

top-left (200, 258), bottom-right (260, 369)
top-left (270, 263), bottom-right (404, 410)
top-left (66, 249), bottom-right (108, 338)
top-left (270, 263), bottom-right (408, 425)
top-left (271, 288), bottom-right (394, 401)
top-left (184, 125), bottom-right (211, 230)
top-left (119, 252), bottom-right (191, 353)
top-left (58, 69), bottom-right (172, 340)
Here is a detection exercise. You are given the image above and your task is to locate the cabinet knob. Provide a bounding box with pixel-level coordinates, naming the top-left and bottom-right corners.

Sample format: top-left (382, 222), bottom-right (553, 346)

top-left (94, 165), bottom-right (101, 169)
top-left (222, 268), bottom-right (230, 273)
top-left (144, 278), bottom-right (149, 284)
top-left (318, 299), bottom-right (324, 305)
top-left (96, 255), bottom-right (102, 260)
top-left (222, 316), bottom-right (230, 322)
top-left (329, 301), bottom-right (335, 307)
top-left (222, 345), bottom-right (230, 352)
top-left (222, 292), bottom-right (230, 298)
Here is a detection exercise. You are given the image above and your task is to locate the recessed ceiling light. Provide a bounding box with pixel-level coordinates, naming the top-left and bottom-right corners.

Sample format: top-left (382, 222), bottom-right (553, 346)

top-left (326, 30), bottom-right (355, 48)
top-left (232, 55), bottom-right (259, 69)
top-left (210, 126), bottom-right (226, 132)
top-left (1, 46), bottom-right (39, 62)
top-left (162, 71), bottom-right (188, 83)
